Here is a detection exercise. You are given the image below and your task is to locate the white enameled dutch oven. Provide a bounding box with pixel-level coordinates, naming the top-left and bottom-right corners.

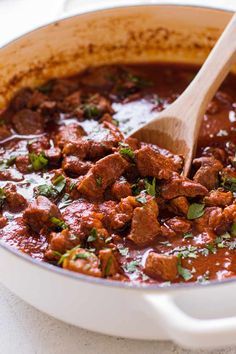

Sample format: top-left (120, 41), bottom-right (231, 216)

top-left (1, 3), bottom-right (236, 349)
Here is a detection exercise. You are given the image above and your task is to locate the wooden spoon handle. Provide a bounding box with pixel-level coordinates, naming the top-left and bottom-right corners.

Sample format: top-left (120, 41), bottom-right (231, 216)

top-left (165, 12), bottom-right (236, 128)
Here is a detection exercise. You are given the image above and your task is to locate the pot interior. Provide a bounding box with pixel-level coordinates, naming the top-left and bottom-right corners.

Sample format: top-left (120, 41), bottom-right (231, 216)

top-left (0, 5), bottom-right (234, 109)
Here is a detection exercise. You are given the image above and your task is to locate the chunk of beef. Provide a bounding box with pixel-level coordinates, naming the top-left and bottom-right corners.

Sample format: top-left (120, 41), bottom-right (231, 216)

top-left (165, 217), bottom-right (191, 234)
top-left (12, 109), bottom-right (44, 134)
top-left (127, 198), bottom-right (160, 247)
top-left (161, 173), bottom-right (208, 200)
top-left (4, 184), bottom-right (27, 212)
top-left (202, 146), bottom-right (226, 163)
top-left (204, 189), bottom-right (233, 207)
top-left (0, 216), bottom-right (7, 228)
top-left (224, 204), bottom-right (236, 223)
top-left (15, 156), bottom-right (30, 174)
top-left (110, 177), bottom-right (132, 200)
top-left (144, 252), bottom-right (178, 281)
top-left (62, 156), bottom-right (92, 176)
top-left (100, 197), bottom-right (136, 230)
top-left (23, 196), bottom-right (62, 233)
top-left (194, 207), bottom-right (226, 234)
top-left (62, 247), bottom-right (102, 277)
top-left (63, 90), bottom-right (81, 111)
top-left (193, 157), bottom-right (223, 190)
top-left (124, 137), bottom-right (140, 151)
top-left (45, 229), bottom-right (80, 260)
top-left (77, 153), bottom-right (129, 199)
top-left (141, 143), bottom-right (184, 171)
top-left (80, 65), bottom-right (120, 89)
top-left (45, 147), bottom-right (62, 165)
top-left (28, 91), bottom-right (48, 109)
top-left (169, 196), bottom-right (189, 215)
top-left (61, 200), bottom-right (108, 244)
top-left (55, 123), bottom-right (86, 147)
top-left (62, 139), bottom-right (90, 159)
top-left (160, 225), bottom-right (176, 239)
top-left (76, 93), bottom-right (113, 119)
top-left (135, 146), bottom-right (180, 180)
top-left (99, 249), bottom-right (120, 277)
top-left (27, 136), bottom-right (50, 153)
top-left (50, 79), bottom-right (78, 100)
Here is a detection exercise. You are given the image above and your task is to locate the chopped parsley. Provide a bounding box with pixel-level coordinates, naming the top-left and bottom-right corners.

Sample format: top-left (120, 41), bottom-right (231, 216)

top-left (135, 195), bottom-right (147, 204)
top-left (50, 217), bottom-right (68, 230)
top-left (221, 175), bottom-right (236, 192)
top-left (0, 156), bottom-right (16, 171)
top-left (124, 260), bottom-right (139, 273)
top-left (171, 245), bottom-right (198, 259)
top-left (53, 175), bottom-right (66, 193)
top-left (105, 257), bottom-right (113, 276)
top-left (87, 228), bottom-right (98, 242)
top-left (144, 177), bottom-right (156, 197)
top-left (105, 236), bottom-right (113, 244)
top-left (127, 74), bottom-right (152, 88)
top-left (177, 256), bottom-right (193, 281)
top-left (29, 152), bottom-right (48, 171)
top-left (187, 203), bottom-right (205, 220)
top-left (36, 175), bottom-right (66, 200)
top-left (74, 252), bottom-right (91, 260)
top-left (83, 104), bottom-right (100, 119)
top-left (95, 176), bottom-right (103, 187)
top-left (231, 223), bottom-right (236, 237)
top-left (119, 142), bottom-right (135, 160)
top-left (118, 246), bottom-right (129, 257)
top-left (69, 181), bottom-right (77, 191)
top-left (35, 184), bottom-right (58, 198)
top-left (58, 193), bottom-right (72, 209)
top-left (0, 188), bottom-right (6, 208)
top-left (183, 232), bottom-right (193, 239)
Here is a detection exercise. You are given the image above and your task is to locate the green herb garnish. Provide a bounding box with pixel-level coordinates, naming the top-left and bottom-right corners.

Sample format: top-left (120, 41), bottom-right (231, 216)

top-left (35, 184), bottom-right (58, 198)
top-left (177, 256), bottom-right (192, 281)
top-left (73, 252), bottom-right (91, 260)
top-left (183, 232), bottom-right (193, 239)
top-left (135, 195), bottom-right (147, 204)
top-left (95, 176), bottom-right (103, 187)
top-left (58, 193), bottom-right (72, 209)
top-left (53, 175), bottom-right (66, 193)
top-left (127, 74), bottom-right (152, 88)
top-left (50, 217), bottom-right (68, 230)
top-left (231, 223), bottom-right (236, 237)
top-left (119, 142), bottom-right (135, 160)
top-left (118, 246), bottom-right (129, 257)
top-left (29, 152), bottom-right (48, 171)
top-left (83, 104), bottom-right (100, 119)
top-left (105, 257), bottom-right (113, 276)
top-left (221, 175), bottom-right (236, 192)
top-left (0, 188), bottom-right (6, 208)
top-left (124, 260), bottom-right (139, 273)
top-left (87, 228), bottom-right (97, 242)
top-left (144, 177), bottom-right (156, 197)
top-left (187, 203), bottom-right (205, 220)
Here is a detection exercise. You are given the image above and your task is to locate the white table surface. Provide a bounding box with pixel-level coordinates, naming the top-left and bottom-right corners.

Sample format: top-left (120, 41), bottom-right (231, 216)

top-left (1, 1), bottom-right (236, 353)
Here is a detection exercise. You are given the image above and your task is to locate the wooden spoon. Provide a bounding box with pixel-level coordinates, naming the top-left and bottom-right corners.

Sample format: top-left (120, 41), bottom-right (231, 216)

top-left (130, 13), bottom-right (236, 176)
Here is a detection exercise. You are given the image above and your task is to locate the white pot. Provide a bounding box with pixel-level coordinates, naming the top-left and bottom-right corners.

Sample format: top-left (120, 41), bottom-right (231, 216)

top-left (0, 3), bottom-right (236, 349)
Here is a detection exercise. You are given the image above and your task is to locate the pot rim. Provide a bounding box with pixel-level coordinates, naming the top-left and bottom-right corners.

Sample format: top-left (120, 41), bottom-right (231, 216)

top-left (0, 2), bottom-right (234, 292)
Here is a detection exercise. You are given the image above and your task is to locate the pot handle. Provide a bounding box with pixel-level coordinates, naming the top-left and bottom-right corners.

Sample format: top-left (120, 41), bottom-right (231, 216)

top-left (145, 291), bottom-right (236, 349)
